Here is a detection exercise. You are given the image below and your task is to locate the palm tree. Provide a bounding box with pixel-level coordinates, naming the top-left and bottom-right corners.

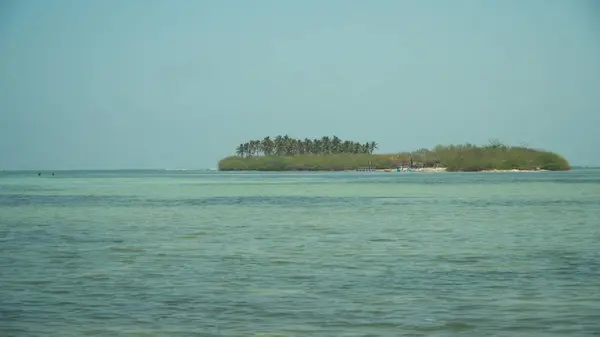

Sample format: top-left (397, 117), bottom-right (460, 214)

top-left (332, 135), bottom-right (342, 154)
top-left (362, 142), bottom-right (370, 154)
top-left (282, 135), bottom-right (292, 155)
top-left (313, 139), bottom-right (322, 155)
top-left (340, 140), bottom-right (351, 153)
top-left (236, 144), bottom-right (245, 157)
top-left (243, 142), bottom-right (250, 157)
top-left (369, 141), bottom-right (378, 154)
top-left (303, 138), bottom-right (313, 155)
top-left (253, 140), bottom-right (262, 156)
top-left (274, 135), bottom-right (283, 155)
top-left (293, 139), bottom-right (303, 155)
top-left (321, 136), bottom-right (331, 154)
top-left (262, 136), bottom-right (274, 155)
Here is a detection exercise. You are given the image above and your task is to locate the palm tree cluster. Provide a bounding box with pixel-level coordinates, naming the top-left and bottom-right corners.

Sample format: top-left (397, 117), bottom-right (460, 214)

top-left (235, 135), bottom-right (378, 157)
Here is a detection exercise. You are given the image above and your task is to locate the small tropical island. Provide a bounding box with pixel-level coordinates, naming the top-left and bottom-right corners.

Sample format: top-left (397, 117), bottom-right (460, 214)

top-left (218, 135), bottom-right (571, 172)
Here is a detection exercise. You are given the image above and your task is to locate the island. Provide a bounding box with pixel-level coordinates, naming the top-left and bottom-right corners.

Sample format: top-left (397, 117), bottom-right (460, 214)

top-left (218, 135), bottom-right (571, 172)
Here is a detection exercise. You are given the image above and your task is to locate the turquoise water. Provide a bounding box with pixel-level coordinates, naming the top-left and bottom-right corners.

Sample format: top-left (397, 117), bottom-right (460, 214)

top-left (1, 169), bottom-right (599, 336)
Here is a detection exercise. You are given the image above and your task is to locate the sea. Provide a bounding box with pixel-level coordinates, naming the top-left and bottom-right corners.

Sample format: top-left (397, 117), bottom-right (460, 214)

top-left (1, 169), bottom-right (599, 336)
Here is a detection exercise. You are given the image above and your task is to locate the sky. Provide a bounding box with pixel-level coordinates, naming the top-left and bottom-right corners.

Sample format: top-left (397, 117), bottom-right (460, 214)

top-left (1, 0), bottom-right (599, 169)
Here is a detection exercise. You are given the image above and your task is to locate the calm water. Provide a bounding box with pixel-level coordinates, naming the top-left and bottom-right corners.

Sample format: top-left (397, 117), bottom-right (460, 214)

top-left (1, 169), bottom-right (600, 336)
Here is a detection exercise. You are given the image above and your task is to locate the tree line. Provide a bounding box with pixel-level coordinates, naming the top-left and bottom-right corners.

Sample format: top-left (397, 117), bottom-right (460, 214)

top-left (235, 135), bottom-right (378, 157)
top-left (220, 139), bottom-right (571, 171)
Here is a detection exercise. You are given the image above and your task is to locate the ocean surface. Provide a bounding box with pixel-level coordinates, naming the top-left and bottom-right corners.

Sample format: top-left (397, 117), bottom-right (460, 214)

top-left (1, 169), bottom-right (599, 337)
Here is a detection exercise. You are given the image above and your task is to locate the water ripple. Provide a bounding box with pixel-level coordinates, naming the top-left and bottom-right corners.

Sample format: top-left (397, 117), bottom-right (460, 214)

top-left (1, 170), bottom-right (600, 336)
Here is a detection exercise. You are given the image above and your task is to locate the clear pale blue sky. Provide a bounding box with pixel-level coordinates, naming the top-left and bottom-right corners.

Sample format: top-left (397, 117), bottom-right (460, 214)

top-left (1, 0), bottom-right (599, 169)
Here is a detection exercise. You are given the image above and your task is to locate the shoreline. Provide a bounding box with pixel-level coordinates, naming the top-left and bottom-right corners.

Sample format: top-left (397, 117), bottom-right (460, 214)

top-left (372, 167), bottom-right (548, 173)
top-left (217, 167), bottom-right (550, 173)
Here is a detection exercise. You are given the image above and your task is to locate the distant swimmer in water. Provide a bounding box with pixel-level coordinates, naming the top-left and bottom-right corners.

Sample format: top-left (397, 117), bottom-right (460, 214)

top-left (38, 172), bottom-right (41, 176)
top-left (52, 173), bottom-right (55, 176)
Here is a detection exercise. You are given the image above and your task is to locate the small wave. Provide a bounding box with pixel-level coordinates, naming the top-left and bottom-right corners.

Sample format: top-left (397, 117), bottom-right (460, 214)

top-left (109, 247), bottom-right (146, 253)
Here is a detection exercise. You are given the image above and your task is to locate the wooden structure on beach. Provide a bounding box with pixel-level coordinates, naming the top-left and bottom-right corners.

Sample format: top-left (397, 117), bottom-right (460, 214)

top-left (357, 160), bottom-right (376, 171)
top-left (356, 166), bottom-right (376, 172)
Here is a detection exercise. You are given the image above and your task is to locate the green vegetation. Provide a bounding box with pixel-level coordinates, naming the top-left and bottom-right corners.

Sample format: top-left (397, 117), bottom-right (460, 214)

top-left (408, 140), bottom-right (571, 171)
top-left (233, 135), bottom-right (378, 157)
top-left (218, 137), bottom-right (571, 172)
top-left (219, 153), bottom-right (393, 171)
